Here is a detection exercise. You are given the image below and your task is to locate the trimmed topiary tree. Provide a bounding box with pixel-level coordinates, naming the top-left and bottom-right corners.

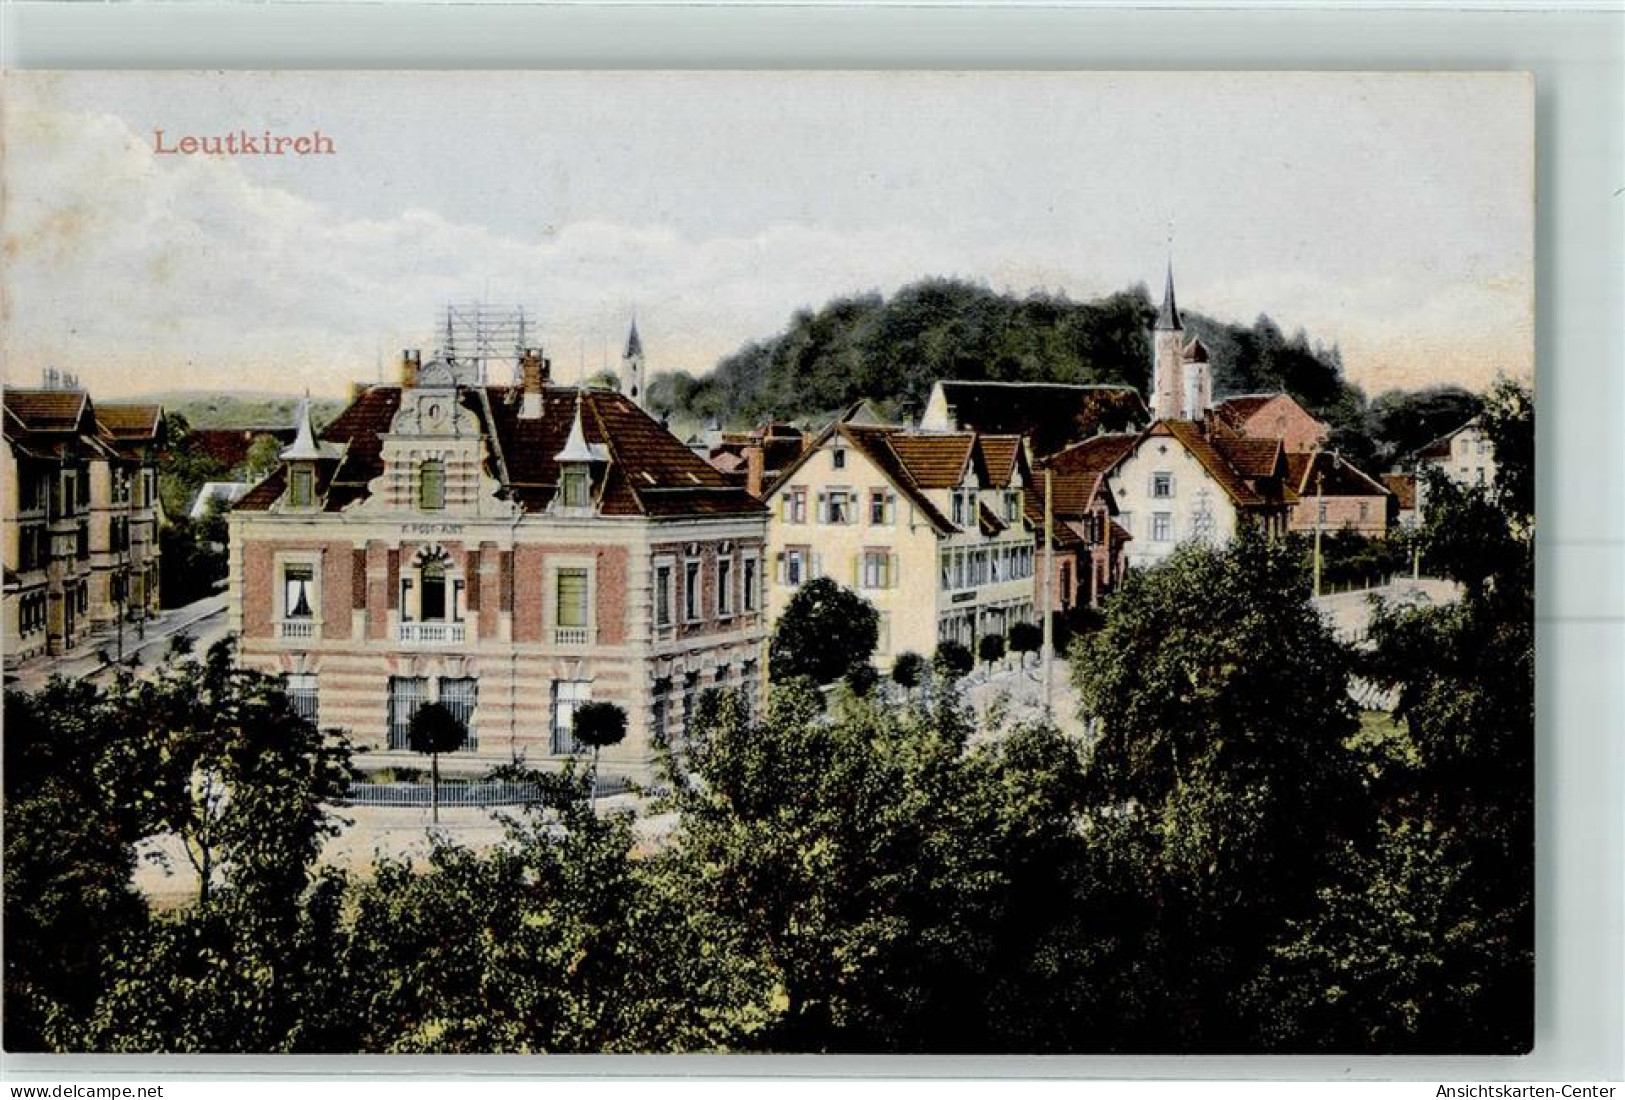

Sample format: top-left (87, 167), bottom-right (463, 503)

top-left (933, 639), bottom-right (974, 682)
top-left (572, 700), bottom-right (628, 808)
top-left (1008, 621), bottom-right (1043, 671)
top-left (408, 701), bottom-right (467, 825)
top-left (890, 651), bottom-right (925, 698)
top-left (978, 633), bottom-right (1007, 672)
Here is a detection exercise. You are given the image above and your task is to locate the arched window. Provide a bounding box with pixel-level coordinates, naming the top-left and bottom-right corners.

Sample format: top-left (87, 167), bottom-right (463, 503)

top-left (420, 558), bottom-right (446, 621)
top-left (419, 458), bottom-right (445, 511)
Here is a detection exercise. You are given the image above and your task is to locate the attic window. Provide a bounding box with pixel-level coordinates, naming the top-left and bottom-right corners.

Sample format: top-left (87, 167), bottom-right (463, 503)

top-left (832, 448), bottom-right (847, 470)
top-left (419, 458), bottom-right (446, 511)
top-left (561, 466), bottom-right (590, 508)
top-left (288, 466), bottom-right (314, 509)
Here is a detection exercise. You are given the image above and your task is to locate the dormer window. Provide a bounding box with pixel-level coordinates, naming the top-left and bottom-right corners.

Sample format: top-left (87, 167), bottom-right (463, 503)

top-left (419, 458), bottom-right (446, 511)
top-left (561, 466), bottom-right (590, 509)
top-left (288, 466), bottom-right (315, 509)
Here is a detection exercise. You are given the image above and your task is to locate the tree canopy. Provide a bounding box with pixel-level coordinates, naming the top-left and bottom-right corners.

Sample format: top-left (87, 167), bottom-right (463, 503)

top-left (768, 577), bottom-right (880, 686)
top-left (648, 279), bottom-right (1359, 429)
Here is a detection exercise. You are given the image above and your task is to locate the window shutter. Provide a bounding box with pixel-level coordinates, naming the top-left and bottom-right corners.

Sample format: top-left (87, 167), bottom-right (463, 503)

top-left (812, 552), bottom-right (823, 579)
top-left (890, 552), bottom-right (900, 588)
top-left (775, 552), bottom-right (786, 584)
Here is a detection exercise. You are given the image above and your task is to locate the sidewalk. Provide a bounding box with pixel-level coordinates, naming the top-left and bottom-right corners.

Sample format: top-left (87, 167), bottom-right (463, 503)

top-left (6, 593), bottom-right (229, 693)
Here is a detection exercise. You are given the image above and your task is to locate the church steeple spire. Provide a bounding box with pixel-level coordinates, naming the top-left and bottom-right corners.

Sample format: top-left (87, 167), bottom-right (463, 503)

top-left (621, 315), bottom-right (647, 409)
top-left (1155, 261), bottom-right (1183, 332)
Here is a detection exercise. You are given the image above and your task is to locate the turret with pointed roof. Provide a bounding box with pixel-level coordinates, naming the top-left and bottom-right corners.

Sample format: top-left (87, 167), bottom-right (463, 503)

top-left (1155, 262), bottom-right (1183, 332)
top-left (621, 317), bottom-right (647, 410)
top-left (1150, 262), bottom-right (1188, 419)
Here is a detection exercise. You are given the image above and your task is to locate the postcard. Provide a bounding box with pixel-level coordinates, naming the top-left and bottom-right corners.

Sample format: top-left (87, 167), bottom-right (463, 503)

top-left (1, 70), bottom-right (1534, 1055)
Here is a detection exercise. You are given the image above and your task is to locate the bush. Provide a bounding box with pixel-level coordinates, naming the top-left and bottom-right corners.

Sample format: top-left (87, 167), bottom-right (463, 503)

top-left (844, 664), bottom-right (880, 697)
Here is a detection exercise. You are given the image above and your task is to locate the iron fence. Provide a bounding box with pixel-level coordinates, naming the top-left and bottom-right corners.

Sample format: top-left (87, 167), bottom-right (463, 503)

top-left (346, 780), bottom-right (544, 808)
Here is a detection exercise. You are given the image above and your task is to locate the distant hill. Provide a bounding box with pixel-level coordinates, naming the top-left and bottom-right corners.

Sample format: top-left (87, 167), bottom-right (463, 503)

top-left (138, 391), bottom-right (345, 431)
top-left (645, 278), bottom-right (1363, 435)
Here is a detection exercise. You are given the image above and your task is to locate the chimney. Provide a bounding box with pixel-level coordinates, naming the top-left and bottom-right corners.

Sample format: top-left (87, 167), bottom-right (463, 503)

top-left (401, 349), bottom-right (421, 389)
top-left (744, 443), bottom-right (766, 498)
top-left (519, 347), bottom-right (549, 420)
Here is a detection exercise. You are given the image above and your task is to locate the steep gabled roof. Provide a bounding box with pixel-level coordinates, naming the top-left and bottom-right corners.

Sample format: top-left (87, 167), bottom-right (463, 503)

top-left (1413, 416), bottom-right (1482, 463)
top-left (1211, 435), bottom-right (1284, 480)
top-left (929, 381), bottom-right (1148, 458)
top-left (1285, 450), bottom-right (1392, 499)
top-left (1212, 394), bottom-right (1280, 424)
top-left (1046, 432), bottom-right (1139, 477)
top-left (886, 432), bottom-right (976, 489)
top-left (95, 403), bottom-right (164, 441)
top-left (1148, 420), bottom-right (1266, 508)
top-left (972, 434), bottom-right (1022, 487)
top-left (236, 384), bottom-right (764, 518)
top-left (835, 425), bottom-right (957, 535)
top-left (3, 389), bottom-right (92, 435)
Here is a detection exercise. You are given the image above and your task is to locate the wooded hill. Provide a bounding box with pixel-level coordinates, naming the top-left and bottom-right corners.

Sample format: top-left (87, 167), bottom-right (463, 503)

top-left (646, 278), bottom-right (1484, 472)
top-left (647, 278), bottom-right (1357, 425)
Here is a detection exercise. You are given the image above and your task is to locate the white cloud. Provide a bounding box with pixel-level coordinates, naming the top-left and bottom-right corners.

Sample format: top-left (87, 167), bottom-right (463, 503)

top-left (2, 73), bottom-right (1533, 402)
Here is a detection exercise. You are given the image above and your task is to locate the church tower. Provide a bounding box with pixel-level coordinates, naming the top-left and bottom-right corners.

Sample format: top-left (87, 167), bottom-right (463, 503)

top-left (622, 318), bottom-right (646, 409)
top-left (1151, 263), bottom-right (1184, 421)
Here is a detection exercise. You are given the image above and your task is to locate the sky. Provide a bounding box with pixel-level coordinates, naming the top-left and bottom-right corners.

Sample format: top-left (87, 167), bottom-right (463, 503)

top-left (1, 71), bottom-right (1533, 401)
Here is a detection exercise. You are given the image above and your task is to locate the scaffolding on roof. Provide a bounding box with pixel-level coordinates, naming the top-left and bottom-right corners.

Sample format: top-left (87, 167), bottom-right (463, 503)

top-left (437, 303), bottom-right (535, 386)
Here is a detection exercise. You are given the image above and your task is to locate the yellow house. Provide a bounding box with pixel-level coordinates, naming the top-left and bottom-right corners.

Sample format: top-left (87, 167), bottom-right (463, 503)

top-left (762, 421), bottom-right (1038, 668)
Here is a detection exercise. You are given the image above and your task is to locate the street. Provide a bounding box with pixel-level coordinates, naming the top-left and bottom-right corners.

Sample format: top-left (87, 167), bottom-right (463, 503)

top-left (6, 592), bottom-right (231, 694)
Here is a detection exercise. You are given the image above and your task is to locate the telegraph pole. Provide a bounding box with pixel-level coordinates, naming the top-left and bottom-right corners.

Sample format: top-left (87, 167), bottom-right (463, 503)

top-left (1042, 467), bottom-right (1055, 718)
top-left (1312, 469), bottom-right (1325, 597)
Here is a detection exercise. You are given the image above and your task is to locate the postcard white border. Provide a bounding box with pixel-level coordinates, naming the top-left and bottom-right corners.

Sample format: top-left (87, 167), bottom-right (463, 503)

top-left (1, 1), bottom-right (1620, 1085)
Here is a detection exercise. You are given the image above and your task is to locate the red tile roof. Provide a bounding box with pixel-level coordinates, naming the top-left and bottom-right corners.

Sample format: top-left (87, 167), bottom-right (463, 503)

top-left (833, 425), bottom-right (957, 535)
top-left (886, 432), bottom-right (975, 489)
top-left (1285, 451), bottom-right (1392, 499)
top-left (189, 427), bottom-right (297, 469)
top-left (3, 389), bottom-right (91, 435)
top-left (1381, 472), bottom-right (1417, 510)
top-left (974, 435), bottom-right (1022, 486)
top-left (1150, 420), bottom-right (1266, 507)
top-left (94, 403), bottom-right (164, 440)
top-left (1211, 435), bottom-right (1284, 480)
top-left (1045, 433), bottom-right (1138, 476)
top-left (235, 385), bottom-right (765, 519)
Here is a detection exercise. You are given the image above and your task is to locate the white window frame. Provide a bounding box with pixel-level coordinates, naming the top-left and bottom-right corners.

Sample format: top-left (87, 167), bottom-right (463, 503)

top-left (785, 486), bottom-right (808, 524)
top-left (717, 555), bottom-right (735, 619)
top-left (653, 556), bottom-right (676, 629)
top-left (1151, 472), bottom-right (1174, 499)
top-left (551, 679), bottom-right (592, 755)
top-left (683, 557), bottom-right (703, 623)
top-left (275, 550), bottom-right (323, 634)
top-left (861, 547), bottom-right (893, 590)
top-left (1152, 512), bottom-right (1173, 542)
top-left (549, 555), bottom-right (596, 645)
top-left (742, 551), bottom-right (761, 612)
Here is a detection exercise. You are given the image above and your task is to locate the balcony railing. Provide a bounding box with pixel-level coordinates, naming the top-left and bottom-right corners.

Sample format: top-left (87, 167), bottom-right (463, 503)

top-left (398, 621), bottom-right (467, 646)
top-left (278, 619), bottom-right (317, 640)
top-left (554, 626), bottom-right (590, 647)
